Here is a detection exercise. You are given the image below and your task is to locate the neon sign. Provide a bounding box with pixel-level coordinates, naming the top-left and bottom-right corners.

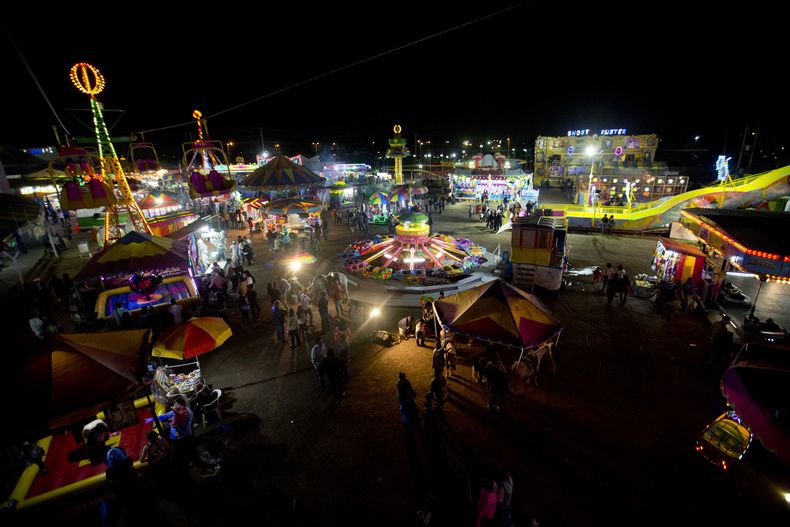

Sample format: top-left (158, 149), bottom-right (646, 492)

top-left (600, 129), bottom-right (627, 135)
top-left (567, 129), bottom-right (590, 137)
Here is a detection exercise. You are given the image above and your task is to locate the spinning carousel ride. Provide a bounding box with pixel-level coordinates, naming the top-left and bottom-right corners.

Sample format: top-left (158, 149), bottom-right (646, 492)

top-left (342, 213), bottom-right (486, 281)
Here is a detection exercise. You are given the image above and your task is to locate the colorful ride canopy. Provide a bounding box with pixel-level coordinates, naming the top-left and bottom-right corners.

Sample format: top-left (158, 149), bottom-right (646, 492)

top-left (241, 154), bottom-right (324, 187)
top-left (76, 231), bottom-right (189, 279)
top-left (261, 198), bottom-right (322, 216)
top-left (434, 279), bottom-right (563, 349)
top-left (11, 329), bottom-right (150, 434)
top-left (153, 317), bottom-right (232, 360)
top-left (721, 342), bottom-right (790, 465)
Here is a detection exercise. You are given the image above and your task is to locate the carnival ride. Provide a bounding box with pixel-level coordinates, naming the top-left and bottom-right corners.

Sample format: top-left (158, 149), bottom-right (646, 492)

top-left (533, 165), bottom-right (790, 232)
top-left (127, 140), bottom-right (161, 175)
top-left (183, 110), bottom-right (237, 199)
top-left (342, 213), bottom-right (486, 282)
top-left (57, 63), bottom-right (151, 243)
top-left (386, 124), bottom-right (410, 185)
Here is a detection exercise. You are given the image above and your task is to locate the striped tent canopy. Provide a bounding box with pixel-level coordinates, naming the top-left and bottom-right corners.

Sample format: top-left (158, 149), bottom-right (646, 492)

top-left (76, 231), bottom-right (189, 279)
top-left (434, 279), bottom-right (563, 349)
top-left (369, 191), bottom-right (389, 205)
top-left (389, 185), bottom-right (428, 200)
top-left (10, 329), bottom-right (150, 432)
top-left (241, 154), bottom-right (324, 187)
top-left (261, 198), bottom-right (322, 216)
top-left (138, 190), bottom-right (180, 210)
top-left (153, 317), bottom-right (232, 360)
top-left (242, 196), bottom-right (269, 209)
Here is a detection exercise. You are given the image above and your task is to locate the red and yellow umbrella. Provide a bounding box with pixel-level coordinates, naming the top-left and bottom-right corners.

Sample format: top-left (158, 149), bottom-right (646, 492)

top-left (152, 317), bottom-right (233, 360)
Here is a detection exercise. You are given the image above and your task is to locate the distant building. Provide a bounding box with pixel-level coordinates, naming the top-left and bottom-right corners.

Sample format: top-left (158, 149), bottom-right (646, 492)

top-left (534, 132), bottom-right (688, 204)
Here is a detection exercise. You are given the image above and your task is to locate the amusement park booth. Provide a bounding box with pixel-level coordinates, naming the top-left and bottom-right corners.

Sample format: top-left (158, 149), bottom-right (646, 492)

top-left (76, 231), bottom-right (198, 318)
top-left (680, 208), bottom-right (790, 328)
top-left (650, 238), bottom-right (706, 285)
top-left (510, 212), bottom-right (568, 291)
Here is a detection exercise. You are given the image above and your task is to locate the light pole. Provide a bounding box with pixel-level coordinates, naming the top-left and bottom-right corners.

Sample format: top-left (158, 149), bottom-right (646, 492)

top-left (227, 142), bottom-right (234, 164)
top-left (585, 145), bottom-right (601, 228)
top-left (312, 142), bottom-right (319, 156)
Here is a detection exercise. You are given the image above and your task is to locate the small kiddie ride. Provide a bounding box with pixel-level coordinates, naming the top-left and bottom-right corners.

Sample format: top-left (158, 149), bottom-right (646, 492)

top-left (695, 411), bottom-right (753, 470)
top-left (742, 315), bottom-right (788, 342)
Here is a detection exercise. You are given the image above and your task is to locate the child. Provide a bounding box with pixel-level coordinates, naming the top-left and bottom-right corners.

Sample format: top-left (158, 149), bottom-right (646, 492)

top-left (593, 266), bottom-right (603, 289)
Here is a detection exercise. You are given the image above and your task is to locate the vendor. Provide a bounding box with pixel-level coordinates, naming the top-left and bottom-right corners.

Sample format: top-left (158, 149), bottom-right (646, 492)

top-left (159, 401), bottom-right (194, 440)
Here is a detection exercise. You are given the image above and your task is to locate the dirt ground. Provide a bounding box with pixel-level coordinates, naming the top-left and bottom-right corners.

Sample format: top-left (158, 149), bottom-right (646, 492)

top-left (10, 200), bottom-right (790, 526)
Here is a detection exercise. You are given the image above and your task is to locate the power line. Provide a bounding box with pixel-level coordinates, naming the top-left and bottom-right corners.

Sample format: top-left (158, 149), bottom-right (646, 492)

top-left (3, 25), bottom-right (72, 137)
top-left (138, 2), bottom-right (528, 135)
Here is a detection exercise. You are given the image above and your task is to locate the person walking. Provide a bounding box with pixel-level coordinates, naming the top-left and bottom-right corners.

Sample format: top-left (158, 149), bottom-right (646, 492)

top-left (476, 478), bottom-right (499, 527)
top-left (431, 346), bottom-right (446, 378)
top-left (619, 272), bottom-right (632, 307)
top-left (321, 216), bottom-right (329, 240)
top-left (705, 314), bottom-right (734, 369)
top-left (600, 214), bottom-right (609, 234)
top-left (607, 215), bottom-right (616, 233)
top-left (310, 336), bottom-right (328, 391)
top-left (602, 262), bottom-right (614, 294)
top-left (247, 284), bottom-right (260, 321)
top-left (287, 308), bottom-right (300, 349)
top-left (606, 273), bottom-right (620, 307)
top-left (486, 362), bottom-right (508, 414)
top-left (317, 292), bottom-right (331, 332)
top-left (322, 348), bottom-right (345, 397)
top-left (238, 292), bottom-right (251, 325)
top-left (397, 372), bottom-right (420, 433)
top-left (271, 300), bottom-right (287, 344)
top-left (298, 289), bottom-right (313, 327)
top-left (494, 464), bottom-right (514, 527)
top-left (329, 278), bottom-right (344, 317)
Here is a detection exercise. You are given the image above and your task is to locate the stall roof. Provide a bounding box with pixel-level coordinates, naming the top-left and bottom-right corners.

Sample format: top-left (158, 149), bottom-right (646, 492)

top-left (658, 237), bottom-right (706, 258)
top-left (434, 279), bottom-right (563, 349)
top-left (166, 219), bottom-right (209, 240)
top-left (684, 209), bottom-right (790, 256)
top-left (76, 231), bottom-right (189, 279)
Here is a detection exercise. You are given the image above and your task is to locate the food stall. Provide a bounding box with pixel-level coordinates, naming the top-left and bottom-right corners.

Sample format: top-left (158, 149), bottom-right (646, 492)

top-left (650, 238), bottom-right (706, 285)
top-left (150, 317), bottom-right (232, 405)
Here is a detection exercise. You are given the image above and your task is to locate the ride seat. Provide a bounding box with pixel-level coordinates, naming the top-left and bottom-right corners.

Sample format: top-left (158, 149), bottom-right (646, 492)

top-left (201, 389), bottom-right (223, 428)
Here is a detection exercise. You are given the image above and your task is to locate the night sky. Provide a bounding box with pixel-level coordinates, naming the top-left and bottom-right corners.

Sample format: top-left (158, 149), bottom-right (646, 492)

top-left (1, 3), bottom-right (787, 168)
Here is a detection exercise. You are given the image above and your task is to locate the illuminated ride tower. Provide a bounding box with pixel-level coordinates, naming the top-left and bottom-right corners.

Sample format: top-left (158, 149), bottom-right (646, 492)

top-left (69, 62), bottom-right (151, 243)
top-left (386, 124), bottom-right (410, 185)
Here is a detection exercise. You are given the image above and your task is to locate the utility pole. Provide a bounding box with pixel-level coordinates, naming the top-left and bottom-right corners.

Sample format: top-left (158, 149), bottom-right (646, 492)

top-left (736, 124), bottom-right (749, 174)
top-left (259, 128), bottom-right (265, 154)
top-left (748, 127), bottom-right (760, 170)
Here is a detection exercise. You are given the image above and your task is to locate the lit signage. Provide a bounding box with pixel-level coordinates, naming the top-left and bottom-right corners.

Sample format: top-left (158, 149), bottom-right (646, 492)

top-left (715, 155), bottom-right (731, 181)
top-left (600, 129), bottom-right (627, 136)
top-left (567, 129), bottom-right (590, 137)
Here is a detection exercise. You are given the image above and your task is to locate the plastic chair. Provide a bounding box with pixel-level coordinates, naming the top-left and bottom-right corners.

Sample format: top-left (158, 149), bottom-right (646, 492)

top-left (78, 242), bottom-right (92, 259)
top-left (201, 389), bottom-right (223, 427)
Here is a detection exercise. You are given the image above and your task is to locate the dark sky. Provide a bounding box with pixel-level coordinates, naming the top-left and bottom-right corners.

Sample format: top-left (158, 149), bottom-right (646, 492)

top-left (2, 2), bottom-right (787, 166)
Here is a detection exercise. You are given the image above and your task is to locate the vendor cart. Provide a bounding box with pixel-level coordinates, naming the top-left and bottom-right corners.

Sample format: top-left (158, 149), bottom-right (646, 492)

top-left (151, 360), bottom-right (205, 405)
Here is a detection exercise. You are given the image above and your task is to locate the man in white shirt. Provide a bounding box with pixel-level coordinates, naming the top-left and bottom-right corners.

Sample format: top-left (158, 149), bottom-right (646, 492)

top-left (168, 298), bottom-right (183, 324)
